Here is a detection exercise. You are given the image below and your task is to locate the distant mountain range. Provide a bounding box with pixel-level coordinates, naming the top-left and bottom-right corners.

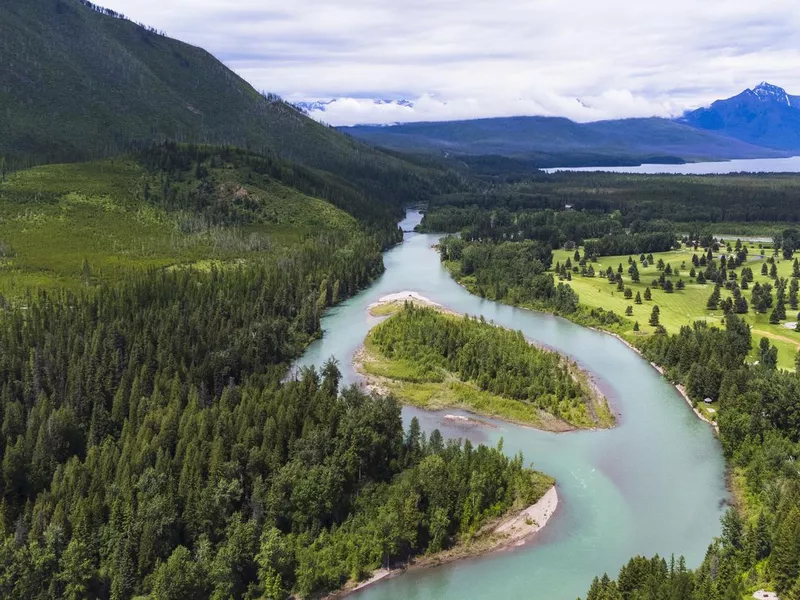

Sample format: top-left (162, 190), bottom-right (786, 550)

top-left (334, 83), bottom-right (800, 166)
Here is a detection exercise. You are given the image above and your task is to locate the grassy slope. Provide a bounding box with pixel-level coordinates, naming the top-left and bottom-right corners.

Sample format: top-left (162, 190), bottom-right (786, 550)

top-left (0, 158), bottom-right (358, 298)
top-left (358, 305), bottom-right (615, 430)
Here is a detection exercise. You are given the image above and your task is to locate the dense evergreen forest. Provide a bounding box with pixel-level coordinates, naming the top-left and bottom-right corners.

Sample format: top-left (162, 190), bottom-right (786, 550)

top-left (136, 143), bottom-right (413, 247)
top-left (0, 184), bottom-right (551, 597)
top-left (366, 305), bottom-right (614, 428)
top-left (420, 171), bottom-right (800, 229)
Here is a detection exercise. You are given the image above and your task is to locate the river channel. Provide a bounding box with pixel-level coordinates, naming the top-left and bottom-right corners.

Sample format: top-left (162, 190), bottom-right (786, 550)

top-left (295, 210), bottom-right (728, 599)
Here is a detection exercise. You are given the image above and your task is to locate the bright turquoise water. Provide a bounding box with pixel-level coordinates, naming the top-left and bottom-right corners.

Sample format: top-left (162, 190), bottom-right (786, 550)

top-left (295, 211), bottom-right (728, 599)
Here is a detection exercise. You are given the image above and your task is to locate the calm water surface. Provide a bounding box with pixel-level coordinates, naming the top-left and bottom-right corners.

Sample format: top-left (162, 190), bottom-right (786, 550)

top-left (545, 155), bottom-right (800, 174)
top-left (295, 211), bottom-right (728, 599)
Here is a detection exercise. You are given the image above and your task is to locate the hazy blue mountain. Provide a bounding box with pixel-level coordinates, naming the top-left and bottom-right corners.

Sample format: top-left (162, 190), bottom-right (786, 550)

top-left (340, 116), bottom-right (784, 166)
top-left (680, 82), bottom-right (800, 151)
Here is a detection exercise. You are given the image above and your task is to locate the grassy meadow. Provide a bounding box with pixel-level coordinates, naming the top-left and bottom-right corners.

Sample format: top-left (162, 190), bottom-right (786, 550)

top-left (552, 243), bottom-right (800, 370)
top-left (0, 158), bottom-right (358, 299)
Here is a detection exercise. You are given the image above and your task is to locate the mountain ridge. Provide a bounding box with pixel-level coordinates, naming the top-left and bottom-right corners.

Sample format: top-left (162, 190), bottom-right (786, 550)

top-left (340, 115), bottom-right (785, 166)
top-left (680, 82), bottom-right (800, 151)
top-left (0, 0), bottom-right (462, 226)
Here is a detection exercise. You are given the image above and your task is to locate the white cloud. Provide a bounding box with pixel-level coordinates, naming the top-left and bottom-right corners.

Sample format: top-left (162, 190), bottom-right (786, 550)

top-left (100, 0), bottom-right (800, 125)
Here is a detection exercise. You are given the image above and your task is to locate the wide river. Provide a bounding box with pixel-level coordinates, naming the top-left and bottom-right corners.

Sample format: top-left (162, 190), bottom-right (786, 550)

top-left (295, 211), bottom-right (728, 599)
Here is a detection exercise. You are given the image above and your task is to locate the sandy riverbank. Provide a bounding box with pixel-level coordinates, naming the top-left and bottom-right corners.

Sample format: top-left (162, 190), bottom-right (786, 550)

top-left (370, 291), bottom-right (440, 307)
top-left (334, 486), bottom-right (559, 598)
top-left (367, 291), bottom-right (461, 317)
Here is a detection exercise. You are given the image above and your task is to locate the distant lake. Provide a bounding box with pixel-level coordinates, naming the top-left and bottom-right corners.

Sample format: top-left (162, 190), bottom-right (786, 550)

top-left (545, 156), bottom-right (800, 174)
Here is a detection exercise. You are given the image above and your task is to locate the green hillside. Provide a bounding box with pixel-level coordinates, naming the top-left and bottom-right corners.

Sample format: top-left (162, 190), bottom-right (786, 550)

top-left (0, 144), bottom-right (378, 299)
top-left (0, 0), bottom-right (457, 214)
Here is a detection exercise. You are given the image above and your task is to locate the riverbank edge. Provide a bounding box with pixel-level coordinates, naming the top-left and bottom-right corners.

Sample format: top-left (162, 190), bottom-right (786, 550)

top-left (360, 292), bottom-right (614, 432)
top-left (594, 329), bottom-right (720, 434)
top-left (441, 264), bottom-right (721, 434)
top-left (332, 485), bottom-right (559, 598)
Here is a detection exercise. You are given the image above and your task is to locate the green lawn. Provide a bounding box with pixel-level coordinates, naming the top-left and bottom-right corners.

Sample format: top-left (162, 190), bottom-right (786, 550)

top-left (553, 243), bottom-right (800, 370)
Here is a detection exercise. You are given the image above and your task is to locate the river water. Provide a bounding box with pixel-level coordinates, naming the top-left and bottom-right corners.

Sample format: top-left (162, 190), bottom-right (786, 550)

top-left (295, 211), bottom-right (728, 599)
top-left (544, 155), bottom-right (800, 174)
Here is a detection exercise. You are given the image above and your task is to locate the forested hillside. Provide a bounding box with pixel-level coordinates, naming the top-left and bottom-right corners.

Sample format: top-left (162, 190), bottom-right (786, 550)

top-left (0, 142), bottom-right (431, 300)
top-left (0, 150), bottom-right (556, 597)
top-left (0, 0), bottom-right (460, 216)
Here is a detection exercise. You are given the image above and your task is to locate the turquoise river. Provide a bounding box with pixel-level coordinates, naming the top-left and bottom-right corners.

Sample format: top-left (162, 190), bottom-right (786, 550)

top-left (295, 211), bottom-right (728, 599)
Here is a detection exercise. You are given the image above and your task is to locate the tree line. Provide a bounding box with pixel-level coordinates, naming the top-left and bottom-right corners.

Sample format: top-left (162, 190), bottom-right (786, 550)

top-left (421, 171), bottom-right (800, 226)
top-left (438, 237), bottom-right (580, 315)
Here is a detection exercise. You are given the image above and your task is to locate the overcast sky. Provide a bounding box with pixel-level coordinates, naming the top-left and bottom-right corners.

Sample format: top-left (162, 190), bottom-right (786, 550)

top-left (102, 0), bottom-right (800, 126)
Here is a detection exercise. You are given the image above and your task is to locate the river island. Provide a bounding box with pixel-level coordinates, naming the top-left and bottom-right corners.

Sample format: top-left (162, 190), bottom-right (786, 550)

top-left (356, 291), bottom-right (615, 432)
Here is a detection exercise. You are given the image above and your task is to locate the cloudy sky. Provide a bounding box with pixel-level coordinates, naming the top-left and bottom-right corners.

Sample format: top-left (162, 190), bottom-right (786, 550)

top-left (103, 0), bottom-right (800, 126)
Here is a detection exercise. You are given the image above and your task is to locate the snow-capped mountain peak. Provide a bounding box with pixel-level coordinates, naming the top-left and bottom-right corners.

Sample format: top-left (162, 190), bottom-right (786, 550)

top-left (681, 82), bottom-right (800, 150)
top-left (751, 82), bottom-right (790, 105)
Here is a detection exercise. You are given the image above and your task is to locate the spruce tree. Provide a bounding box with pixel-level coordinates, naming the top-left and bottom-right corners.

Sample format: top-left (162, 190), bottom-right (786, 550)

top-left (771, 510), bottom-right (800, 594)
